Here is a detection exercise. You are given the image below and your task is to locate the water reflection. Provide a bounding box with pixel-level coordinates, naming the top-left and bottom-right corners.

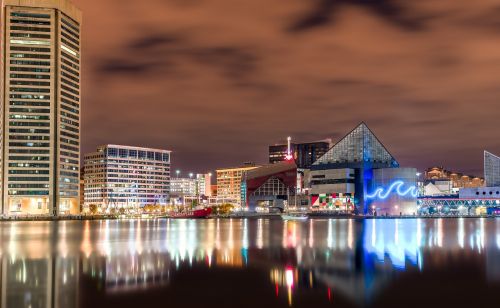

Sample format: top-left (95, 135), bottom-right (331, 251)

top-left (0, 218), bottom-right (500, 307)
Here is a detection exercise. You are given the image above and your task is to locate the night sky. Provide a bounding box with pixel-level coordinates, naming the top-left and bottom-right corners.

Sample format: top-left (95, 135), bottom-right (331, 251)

top-left (74, 0), bottom-right (500, 176)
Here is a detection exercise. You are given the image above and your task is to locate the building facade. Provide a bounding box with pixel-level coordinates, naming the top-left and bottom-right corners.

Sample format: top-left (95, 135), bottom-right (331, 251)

top-left (0, 0), bottom-right (81, 216)
top-left (459, 187), bottom-right (500, 199)
top-left (170, 177), bottom-right (197, 197)
top-left (365, 168), bottom-right (418, 215)
top-left (216, 164), bottom-right (258, 206)
top-left (84, 145), bottom-right (171, 210)
top-left (195, 173), bottom-right (211, 196)
top-left (269, 140), bottom-right (331, 169)
top-left (308, 168), bottom-right (355, 210)
top-left (422, 180), bottom-right (455, 196)
top-left (241, 161), bottom-right (297, 210)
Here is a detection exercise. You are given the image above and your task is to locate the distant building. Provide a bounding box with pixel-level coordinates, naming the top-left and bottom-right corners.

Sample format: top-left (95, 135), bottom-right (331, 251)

top-left (241, 161), bottom-right (297, 210)
top-left (309, 123), bottom-right (417, 215)
top-left (84, 145), bottom-right (171, 210)
top-left (170, 177), bottom-right (197, 197)
top-left (0, 0), bottom-right (82, 216)
top-left (170, 173), bottom-right (211, 198)
top-left (216, 163), bottom-right (258, 205)
top-left (424, 167), bottom-right (483, 189)
top-left (485, 151), bottom-right (500, 187)
top-left (459, 151), bottom-right (500, 200)
top-left (269, 140), bottom-right (331, 169)
top-left (196, 173), bottom-right (212, 196)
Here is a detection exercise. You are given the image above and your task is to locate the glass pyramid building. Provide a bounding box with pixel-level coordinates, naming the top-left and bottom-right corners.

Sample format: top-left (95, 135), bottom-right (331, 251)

top-left (310, 123), bottom-right (402, 214)
top-left (313, 122), bottom-right (399, 168)
top-left (484, 151), bottom-right (500, 187)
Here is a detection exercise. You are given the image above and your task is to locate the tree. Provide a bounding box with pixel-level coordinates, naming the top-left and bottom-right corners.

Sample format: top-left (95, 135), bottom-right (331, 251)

top-left (216, 203), bottom-right (234, 215)
top-left (89, 204), bottom-right (98, 215)
top-left (119, 207), bottom-right (126, 215)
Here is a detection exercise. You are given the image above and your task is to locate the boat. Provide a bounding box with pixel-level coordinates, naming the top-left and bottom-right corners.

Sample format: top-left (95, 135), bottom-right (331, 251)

top-left (166, 207), bottom-right (212, 219)
top-left (281, 213), bottom-right (308, 221)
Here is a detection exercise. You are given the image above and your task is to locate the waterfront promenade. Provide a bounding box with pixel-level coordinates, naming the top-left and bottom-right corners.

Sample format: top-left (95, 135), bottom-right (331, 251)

top-left (0, 213), bottom-right (498, 222)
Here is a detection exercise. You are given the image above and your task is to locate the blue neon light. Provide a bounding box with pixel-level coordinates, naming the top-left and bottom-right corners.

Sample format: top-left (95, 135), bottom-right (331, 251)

top-left (365, 180), bottom-right (418, 199)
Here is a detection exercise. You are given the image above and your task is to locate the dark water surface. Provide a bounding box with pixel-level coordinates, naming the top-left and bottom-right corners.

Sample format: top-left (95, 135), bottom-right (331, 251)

top-left (1, 218), bottom-right (500, 308)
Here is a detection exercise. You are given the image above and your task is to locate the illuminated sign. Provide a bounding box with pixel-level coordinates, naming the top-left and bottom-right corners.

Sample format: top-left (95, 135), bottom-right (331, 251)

top-left (365, 180), bottom-right (418, 199)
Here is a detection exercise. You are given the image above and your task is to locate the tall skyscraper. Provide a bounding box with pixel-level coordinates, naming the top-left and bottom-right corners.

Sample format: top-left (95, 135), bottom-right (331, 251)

top-left (0, 0), bottom-right (81, 216)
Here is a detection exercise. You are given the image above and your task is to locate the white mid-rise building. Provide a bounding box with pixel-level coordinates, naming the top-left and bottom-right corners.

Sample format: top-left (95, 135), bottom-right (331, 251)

top-left (170, 177), bottom-right (197, 197)
top-left (84, 145), bottom-right (171, 210)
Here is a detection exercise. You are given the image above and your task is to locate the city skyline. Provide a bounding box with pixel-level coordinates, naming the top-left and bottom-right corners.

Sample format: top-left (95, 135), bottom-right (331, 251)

top-left (1, 2), bottom-right (500, 306)
top-left (73, 0), bottom-right (500, 175)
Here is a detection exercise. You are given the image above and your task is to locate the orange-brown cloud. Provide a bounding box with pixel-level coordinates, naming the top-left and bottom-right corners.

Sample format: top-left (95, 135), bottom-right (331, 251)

top-left (75, 0), bottom-right (500, 175)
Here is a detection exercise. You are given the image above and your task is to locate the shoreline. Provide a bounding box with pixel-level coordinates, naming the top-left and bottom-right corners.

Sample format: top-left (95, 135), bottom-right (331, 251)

top-left (0, 214), bottom-right (498, 222)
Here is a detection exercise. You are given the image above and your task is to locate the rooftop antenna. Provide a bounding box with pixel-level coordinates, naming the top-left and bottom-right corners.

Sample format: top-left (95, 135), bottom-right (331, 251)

top-left (285, 136), bottom-right (293, 161)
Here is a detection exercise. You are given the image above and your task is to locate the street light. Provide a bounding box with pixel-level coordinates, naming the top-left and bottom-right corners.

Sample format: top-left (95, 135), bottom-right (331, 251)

top-left (189, 172), bottom-right (193, 178)
top-left (176, 170), bottom-right (180, 177)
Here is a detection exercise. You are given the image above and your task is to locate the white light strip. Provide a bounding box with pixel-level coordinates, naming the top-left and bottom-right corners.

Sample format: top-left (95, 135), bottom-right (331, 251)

top-left (10, 39), bottom-right (50, 46)
top-left (61, 44), bottom-right (78, 57)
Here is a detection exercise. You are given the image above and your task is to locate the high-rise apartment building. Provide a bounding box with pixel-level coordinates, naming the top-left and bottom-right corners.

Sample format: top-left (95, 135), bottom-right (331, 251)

top-left (0, 0), bottom-right (81, 216)
top-left (84, 145), bottom-right (171, 210)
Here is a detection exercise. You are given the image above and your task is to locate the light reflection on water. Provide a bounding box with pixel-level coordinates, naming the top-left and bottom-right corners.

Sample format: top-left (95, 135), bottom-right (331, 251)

top-left (0, 218), bottom-right (500, 307)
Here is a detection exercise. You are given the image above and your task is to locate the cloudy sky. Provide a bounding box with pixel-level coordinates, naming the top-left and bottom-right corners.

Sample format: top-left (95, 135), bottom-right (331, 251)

top-left (74, 0), bottom-right (500, 176)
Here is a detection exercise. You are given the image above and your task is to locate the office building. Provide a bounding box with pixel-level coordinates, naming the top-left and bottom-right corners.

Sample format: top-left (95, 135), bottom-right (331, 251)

top-left (84, 145), bottom-right (171, 210)
top-left (485, 151), bottom-right (500, 187)
top-left (269, 139), bottom-right (330, 169)
top-left (170, 177), bottom-right (197, 197)
top-left (0, 0), bottom-right (81, 216)
top-left (216, 163), bottom-right (258, 205)
top-left (309, 122), bottom-right (417, 215)
top-left (169, 173), bottom-right (211, 198)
